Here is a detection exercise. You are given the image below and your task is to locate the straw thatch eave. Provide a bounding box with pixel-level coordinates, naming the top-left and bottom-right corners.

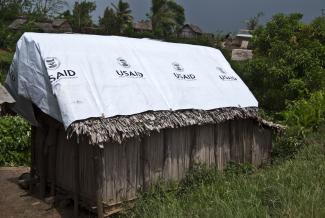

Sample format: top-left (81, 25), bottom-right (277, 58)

top-left (67, 107), bottom-right (283, 146)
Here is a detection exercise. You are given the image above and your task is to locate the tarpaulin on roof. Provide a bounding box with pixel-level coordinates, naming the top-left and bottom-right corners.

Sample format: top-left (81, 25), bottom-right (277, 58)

top-left (5, 33), bottom-right (258, 128)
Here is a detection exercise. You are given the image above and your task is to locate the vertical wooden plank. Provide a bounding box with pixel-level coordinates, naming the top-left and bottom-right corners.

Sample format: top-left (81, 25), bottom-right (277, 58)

top-left (142, 133), bottom-right (164, 189)
top-left (29, 126), bottom-right (36, 193)
top-left (230, 120), bottom-right (243, 163)
top-left (252, 124), bottom-right (273, 166)
top-left (56, 128), bottom-right (75, 191)
top-left (118, 142), bottom-right (127, 202)
top-left (93, 146), bottom-right (104, 218)
top-left (49, 128), bottom-right (59, 197)
top-left (104, 142), bottom-right (114, 204)
top-left (195, 125), bottom-right (215, 167)
top-left (243, 120), bottom-right (253, 164)
top-left (252, 125), bottom-right (262, 166)
top-left (39, 125), bottom-right (49, 199)
top-left (163, 129), bottom-right (172, 181)
top-left (73, 141), bottom-right (79, 218)
top-left (214, 123), bottom-right (222, 170)
top-left (215, 121), bottom-right (232, 170)
top-left (125, 137), bottom-right (141, 200)
top-left (163, 127), bottom-right (192, 181)
top-left (142, 136), bottom-right (150, 191)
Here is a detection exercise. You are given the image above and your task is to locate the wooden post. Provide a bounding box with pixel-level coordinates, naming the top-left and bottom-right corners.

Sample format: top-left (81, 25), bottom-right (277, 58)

top-left (189, 126), bottom-right (197, 169)
top-left (50, 128), bottom-right (59, 198)
top-left (73, 140), bottom-right (80, 218)
top-left (29, 126), bottom-right (36, 194)
top-left (39, 126), bottom-right (49, 199)
top-left (93, 146), bottom-right (104, 218)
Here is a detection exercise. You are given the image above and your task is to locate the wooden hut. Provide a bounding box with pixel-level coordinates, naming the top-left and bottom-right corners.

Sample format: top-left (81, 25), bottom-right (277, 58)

top-left (30, 107), bottom-right (280, 216)
top-left (0, 84), bottom-right (15, 115)
top-left (5, 33), bottom-right (281, 217)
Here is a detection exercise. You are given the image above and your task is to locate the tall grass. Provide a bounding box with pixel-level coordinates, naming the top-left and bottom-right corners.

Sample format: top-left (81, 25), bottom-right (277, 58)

top-left (120, 127), bottom-right (325, 218)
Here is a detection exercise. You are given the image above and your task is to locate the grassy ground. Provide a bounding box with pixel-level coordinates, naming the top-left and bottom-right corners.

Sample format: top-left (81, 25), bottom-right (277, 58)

top-left (121, 127), bottom-right (325, 218)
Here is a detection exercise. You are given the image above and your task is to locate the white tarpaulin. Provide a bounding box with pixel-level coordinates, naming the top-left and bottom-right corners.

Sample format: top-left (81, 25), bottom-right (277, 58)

top-left (5, 32), bottom-right (258, 128)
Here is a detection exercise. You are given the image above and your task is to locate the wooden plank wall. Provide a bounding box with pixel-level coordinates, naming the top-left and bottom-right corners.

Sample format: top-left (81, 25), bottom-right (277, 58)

top-left (32, 119), bottom-right (273, 210)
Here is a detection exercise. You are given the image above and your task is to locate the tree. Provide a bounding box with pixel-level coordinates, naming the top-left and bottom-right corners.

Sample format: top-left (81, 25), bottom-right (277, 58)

top-left (150, 0), bottom-right (185, 36)
top-left (99, 7), bottom-right (120, 35)
top-left (28, 0), bottom-right (67, 18)
top-left (0, 0), bottom-right (23, 22)
top-left (68, 1), bottom-right (96, 32)
top-left (166, 1), bottom-right (185, 31)
top-left (234, 14), bottom-right (325, 112)
top-left (245, 12), bottom-right (264, 31)
top-left (111, 0), bottom-right (133, 33)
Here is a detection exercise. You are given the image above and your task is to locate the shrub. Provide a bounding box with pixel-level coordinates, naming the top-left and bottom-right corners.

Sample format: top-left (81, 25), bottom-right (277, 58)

top-left (283, 91), bottom-right (325, 138)
top-left (0, 50), bottom-right (13, 83)
top-left (0, 116), bottom-right (31, 166)
top-left (234, 14), bottom-right (325, 112)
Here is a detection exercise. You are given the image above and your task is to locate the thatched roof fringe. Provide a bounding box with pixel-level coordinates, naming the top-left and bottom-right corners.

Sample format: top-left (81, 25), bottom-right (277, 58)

top-left (67, 107), bottom-right (282, 145)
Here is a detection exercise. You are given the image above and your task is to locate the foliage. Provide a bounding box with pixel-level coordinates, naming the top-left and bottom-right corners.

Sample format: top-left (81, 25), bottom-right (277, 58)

top-left (234, 14), bottom-right (325, 112)
top-left (27, 0), bottom-right (67, 19)
top-left (166, 1), bottom-right (185, 32)
top-left (0, 0), bottom-right (24, 23)
top-left (119, 127), bottom-right (325, 218)
top-left (111, 0), bottom-right (133, 33)
top-left (283, 91), bottom-right (325, 138)
top-left (62, 1), bottom-right (96, 32)
top-left (99, 0), bottom-right (133, 35)
top-left (245, 11), bottom-right (264, 31)
top-left (0, 50), bottom-right (13, 82)
top-left (0, 116), bottom-right (31, 166)
top-left (99, 7), bottom-right (120, 35)
top-left (150, 0), bottom-right (185, 37)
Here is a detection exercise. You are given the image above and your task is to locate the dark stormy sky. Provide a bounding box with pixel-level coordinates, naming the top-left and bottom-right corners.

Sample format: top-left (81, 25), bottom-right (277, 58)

top-left (66, 0), bottom-right (325, 33)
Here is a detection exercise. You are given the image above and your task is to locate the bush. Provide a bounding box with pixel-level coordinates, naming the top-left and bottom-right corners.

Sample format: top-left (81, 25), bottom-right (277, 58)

top-left (0, 49), bottom-right (13, 83)
top-left (234, 14), bottom-right (325, 112)
top-left (283, 91), bottom-right (325, 138)
top-left (0, 116), bottom-right (31, 166)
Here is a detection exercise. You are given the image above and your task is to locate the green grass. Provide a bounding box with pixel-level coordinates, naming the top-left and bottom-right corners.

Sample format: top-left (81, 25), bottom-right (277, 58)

top-left (120, 127), bottom-right (325, 218)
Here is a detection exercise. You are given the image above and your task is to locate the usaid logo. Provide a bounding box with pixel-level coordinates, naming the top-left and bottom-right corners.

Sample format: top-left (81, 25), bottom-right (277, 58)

top-left (49, 70), bottom-right (77, 84)
top-left (216, 66), bottom-right (237, 81)
top-left (45, 57), bottom-right (60, 70)
top-left (216, 67), bottom-right (227, 74)
top-left (117, 57), bottom-right (131, 68)
top-left (172, 62), bottom-right (184, 72)
top-left (115, 57), bottom-right (144, 79)
top-left (171, 62), bottom-right (196, 81)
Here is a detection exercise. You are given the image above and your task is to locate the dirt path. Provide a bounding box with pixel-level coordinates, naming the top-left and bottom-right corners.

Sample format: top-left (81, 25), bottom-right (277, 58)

top-left (0, 167), bottom-right (67, 218)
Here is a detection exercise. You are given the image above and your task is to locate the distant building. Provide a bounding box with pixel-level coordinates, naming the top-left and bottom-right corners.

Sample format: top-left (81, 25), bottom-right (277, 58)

top-left (0, 84), bottom-right (15, 116)
top-left (222, 29), bottom-right (254, 61)
top-left (52, 19), bottom-right (73, 33)
top-left (81, 26), bottom-right (104, 35)
top-left (179, 24), bottom-right (203, 38)
top-left (231, 49), bottom-right (253, 61)
top-left (8, 17), bottom-right (27, 30)
top-left (233, 29), bottom-right (253, 49)
top-left (133, 20), bottom-right (152, 33)
top-left (8, 18), bottom-right (72, 33)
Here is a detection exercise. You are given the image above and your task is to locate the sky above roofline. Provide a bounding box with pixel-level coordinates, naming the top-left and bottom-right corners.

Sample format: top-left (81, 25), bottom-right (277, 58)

top-left (66, 0), bottom-right (324, 33)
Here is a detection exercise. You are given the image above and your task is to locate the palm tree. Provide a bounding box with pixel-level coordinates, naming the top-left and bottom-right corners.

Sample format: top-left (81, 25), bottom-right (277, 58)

top-left (150, 0), bottom-right (184, 36)
top-left (111, 0), bottom-right (133, 33)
